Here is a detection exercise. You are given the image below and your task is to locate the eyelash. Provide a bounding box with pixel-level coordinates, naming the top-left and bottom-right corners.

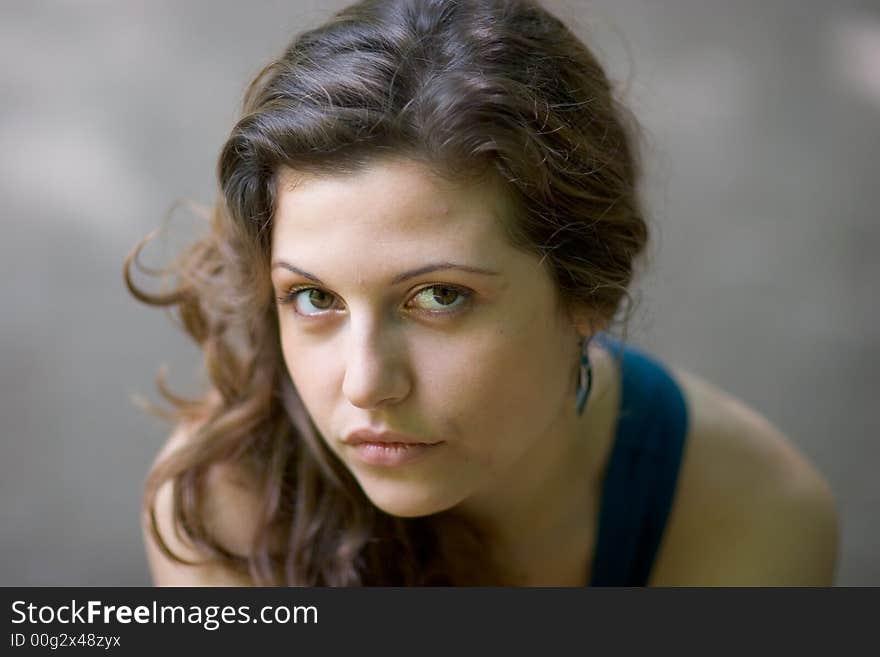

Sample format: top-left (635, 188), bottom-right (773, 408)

top-left (276, 284), bottom-right (474, 318)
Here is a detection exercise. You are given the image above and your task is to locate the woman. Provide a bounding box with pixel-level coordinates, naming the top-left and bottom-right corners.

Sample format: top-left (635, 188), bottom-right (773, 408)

top-left (127, 0), bottom-right (839, 586)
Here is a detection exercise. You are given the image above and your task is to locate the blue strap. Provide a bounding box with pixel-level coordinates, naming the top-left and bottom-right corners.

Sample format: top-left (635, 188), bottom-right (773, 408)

top-left (588, 336), bottom-right (689, 586)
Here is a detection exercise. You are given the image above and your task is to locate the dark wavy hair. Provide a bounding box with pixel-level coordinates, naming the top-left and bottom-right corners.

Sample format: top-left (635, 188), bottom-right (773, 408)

top-left (126, 0), bottom-right (648, 585)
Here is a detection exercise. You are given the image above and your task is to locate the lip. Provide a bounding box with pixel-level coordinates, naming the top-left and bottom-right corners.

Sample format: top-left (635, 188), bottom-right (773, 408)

top-left (342, 429), bottom-right (445, 467)
top-left (342, 429), bottom-right (442, 446)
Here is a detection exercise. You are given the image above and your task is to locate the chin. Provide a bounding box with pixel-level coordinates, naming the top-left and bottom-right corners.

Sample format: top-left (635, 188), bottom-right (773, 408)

top-left (359, 479), bottom-right (465, 518)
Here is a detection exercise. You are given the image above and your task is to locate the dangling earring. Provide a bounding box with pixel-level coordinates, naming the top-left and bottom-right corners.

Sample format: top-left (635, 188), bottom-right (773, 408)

top-left (575, 337), bottom-right (593, 416)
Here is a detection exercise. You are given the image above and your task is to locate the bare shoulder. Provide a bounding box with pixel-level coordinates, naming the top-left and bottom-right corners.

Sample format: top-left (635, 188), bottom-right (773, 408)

top-left (647, 365), bottom-right (840, 586)
top-left (142, 421), bottom-right (261, 586)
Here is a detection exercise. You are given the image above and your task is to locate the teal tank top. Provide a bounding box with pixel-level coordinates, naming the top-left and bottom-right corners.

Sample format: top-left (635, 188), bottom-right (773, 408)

top-left (587, 334), bottom-right (690, 586)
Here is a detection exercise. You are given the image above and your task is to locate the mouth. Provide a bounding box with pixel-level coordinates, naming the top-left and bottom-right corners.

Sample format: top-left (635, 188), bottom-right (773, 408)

top-left (346, 441), bottom-right (444, 466)
top-left (342, 429), bottom-right (445, 466)
top-left (342, 428), bottom-right (443, 446)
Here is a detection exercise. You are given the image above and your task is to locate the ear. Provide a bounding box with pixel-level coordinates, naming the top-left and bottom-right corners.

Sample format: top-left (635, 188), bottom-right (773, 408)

top-left (566, 304), bottom-right (607, 340)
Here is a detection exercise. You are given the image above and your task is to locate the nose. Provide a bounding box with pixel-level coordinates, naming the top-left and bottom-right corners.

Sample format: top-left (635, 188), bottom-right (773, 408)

top-left (341, 318), bottom-right (412, 410)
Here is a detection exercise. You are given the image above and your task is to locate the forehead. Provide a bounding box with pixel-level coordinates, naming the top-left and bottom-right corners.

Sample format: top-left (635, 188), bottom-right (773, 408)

top-left (271, 159), bottom-right (515, 260)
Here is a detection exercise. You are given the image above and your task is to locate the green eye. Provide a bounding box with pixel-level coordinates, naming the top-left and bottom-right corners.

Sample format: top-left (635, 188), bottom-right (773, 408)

top-left (282, 288), bottom-right (341, 315)
top-left (278, 284), bottom-right (471, 318)
top-left (410, 285), bottom-right (469, 312)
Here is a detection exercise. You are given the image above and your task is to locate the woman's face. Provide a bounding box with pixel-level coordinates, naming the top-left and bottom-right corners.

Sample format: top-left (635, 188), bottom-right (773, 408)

top-left (271, 158), bottom-right (582, 518)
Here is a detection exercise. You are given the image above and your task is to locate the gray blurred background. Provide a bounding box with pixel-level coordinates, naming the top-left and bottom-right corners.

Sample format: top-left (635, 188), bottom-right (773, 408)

top-left (1, 0), bottom-right (877, 585)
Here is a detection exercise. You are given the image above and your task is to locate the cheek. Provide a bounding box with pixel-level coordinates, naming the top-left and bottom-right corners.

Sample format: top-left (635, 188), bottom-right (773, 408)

top-left (277, 322), bottom-right (341, 425)
top-left (419, 318), bottom-right (571, 445)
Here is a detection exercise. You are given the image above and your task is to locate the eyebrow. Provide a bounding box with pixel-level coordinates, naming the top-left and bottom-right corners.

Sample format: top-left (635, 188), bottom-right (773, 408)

top-left (270, 260), bottom-right (500, 286)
